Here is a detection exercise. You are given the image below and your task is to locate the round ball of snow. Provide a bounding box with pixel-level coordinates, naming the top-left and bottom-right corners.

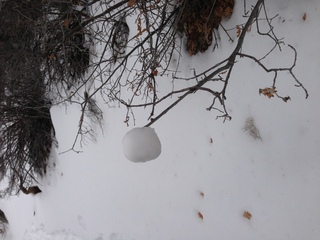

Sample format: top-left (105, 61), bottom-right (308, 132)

top-left (122, 127), bottom-right (161, 163)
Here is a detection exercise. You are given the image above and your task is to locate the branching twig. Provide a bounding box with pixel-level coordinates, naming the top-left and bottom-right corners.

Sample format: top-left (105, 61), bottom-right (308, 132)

top-left (144, 0), bottom-right (264, 127)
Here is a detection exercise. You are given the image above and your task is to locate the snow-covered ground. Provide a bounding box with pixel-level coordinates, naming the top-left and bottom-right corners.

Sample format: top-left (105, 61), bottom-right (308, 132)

top-left (1, 0), bottom-right (320, 239)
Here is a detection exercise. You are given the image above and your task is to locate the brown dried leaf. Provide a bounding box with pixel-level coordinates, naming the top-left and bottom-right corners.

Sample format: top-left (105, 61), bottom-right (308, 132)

top-left (147, 82), bottom-right (153, 92)
top-left (243, 211), bottom-right (252, 220)
top-left (198, 212), bottom-right (204, 220)
top-left (128, 0), bottom-right (136, 7)
top-left (259, 87), bottom-right (277, 98)
top-left (62, 18), bottom-right (73, 27)
top-left (200, 191), bottom-right (205, 197)
top-left (152, 69), bottom-right (158, 76)
top-left (302, 13), bottom-right (307, 21)
top-left (236, 25), bottom-right (242, 37)
top-left (137, 16), bottom-right (142, 33)
top-left (131, 15), bottom-right (147, 39)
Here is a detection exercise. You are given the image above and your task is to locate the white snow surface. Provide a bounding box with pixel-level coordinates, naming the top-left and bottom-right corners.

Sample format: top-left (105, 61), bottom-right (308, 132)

top-left (1, 0), bottom-right (320, 239)
top-left (122, 127), bottom-right (161, 163)
top-left (23, 225), bottom-right (82, 240)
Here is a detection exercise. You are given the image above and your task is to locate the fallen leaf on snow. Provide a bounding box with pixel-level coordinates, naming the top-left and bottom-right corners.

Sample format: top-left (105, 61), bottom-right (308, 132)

top-left (243, 211), bottom-right (252, 220)
top-left (259, 87), bottom-right (277, 98)
top-left (302, 13), bottom-right (307, 21)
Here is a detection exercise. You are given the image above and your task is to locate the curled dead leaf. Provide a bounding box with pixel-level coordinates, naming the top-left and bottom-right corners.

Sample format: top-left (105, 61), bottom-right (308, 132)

top-left (243, 211), bottom-right (252, 220)
top-left (198, 211), bottom-right (204, 220)
top-left (152, 69), bottom-right (158, 76)
top-left (62, 18), bottom-right (73, 27)
top-left (236, 25), bottom-right (241, 37)
top-left (132, 15), bottom-right (147, 39)
top-left (259, 87), bottom-right (277, 98)
top-left (147, 82), bottom-right (153, 92)
top-left (128, 0), bottom-right (136, 7)
top-left (302, 13), bottom-right (307, 21)
top-left (137, 16), bottom-right (142, 33)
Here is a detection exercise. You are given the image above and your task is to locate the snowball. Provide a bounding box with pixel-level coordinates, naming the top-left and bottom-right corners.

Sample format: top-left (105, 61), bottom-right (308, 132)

top-left (122, 127), bottom-right (161, 163)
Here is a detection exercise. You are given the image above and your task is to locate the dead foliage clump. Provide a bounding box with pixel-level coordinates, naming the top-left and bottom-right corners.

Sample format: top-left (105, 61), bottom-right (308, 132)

top-left (177, 0), bottom-right (234, 55)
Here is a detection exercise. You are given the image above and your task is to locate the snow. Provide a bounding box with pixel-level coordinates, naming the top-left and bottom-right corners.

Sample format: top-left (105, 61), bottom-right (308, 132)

top-left (122, 127), bottom-right (161, 163)
top-left (1, 0), bottom-right (320, 240)
top-left (23, 225), bottom-right (82, 240)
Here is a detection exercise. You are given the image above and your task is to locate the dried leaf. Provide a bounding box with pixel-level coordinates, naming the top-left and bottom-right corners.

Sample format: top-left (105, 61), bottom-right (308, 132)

top-left (243, 211), bottom-right (252, 220)
top-left (152, 69), bottom-right (158, 76)
top-left (137, 16), bottom-right (142, 33)
top-left (62, 18), bottom-right (73, 27)
top-left (131, 15), bottom-right (147, 39)
top-left (147, 82), bottom-right (153, 92)
top-left (236, 25), bottom-right (242, 38)
top-left (302, 13), bottom-right (307, 21)
top-left (128, 0), bottom-right (136, 7)
top-left (198, 212), bottom-right (204, 220)
top-left (259, 87), bottom-right (277, 98)
top-left (200, 191), bottom-right (205, 197)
